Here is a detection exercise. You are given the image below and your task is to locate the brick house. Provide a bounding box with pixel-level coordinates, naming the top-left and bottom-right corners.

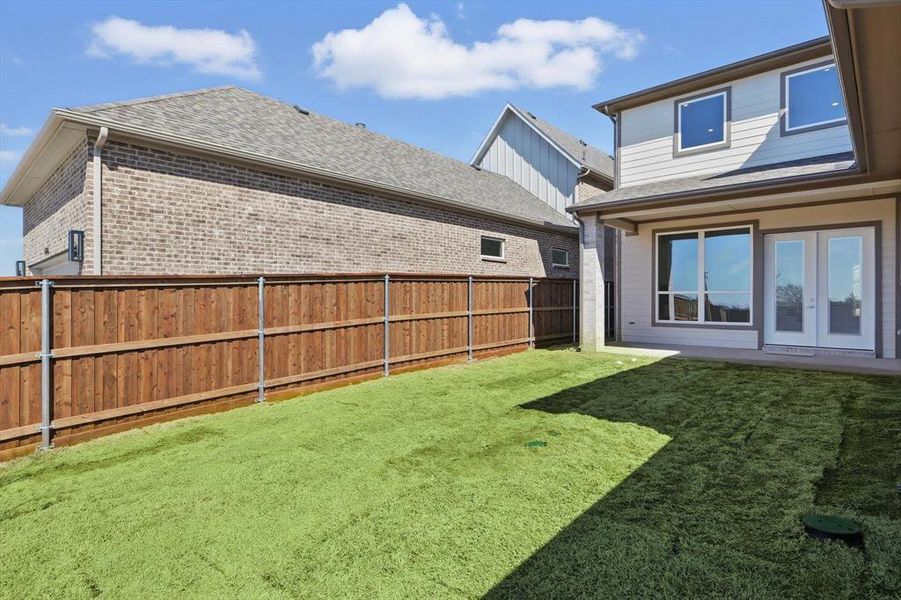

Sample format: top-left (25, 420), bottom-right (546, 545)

top-left (1, 87), bottom-right (596, 278)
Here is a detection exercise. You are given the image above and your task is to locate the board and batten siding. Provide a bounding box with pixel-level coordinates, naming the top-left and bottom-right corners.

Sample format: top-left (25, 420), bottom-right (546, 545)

top-left (618, 55), bottom-right (853, 187)
top-left (478, 113), bottom-right (581, 216)
top-left (618, 197), bottom-right (897, 358)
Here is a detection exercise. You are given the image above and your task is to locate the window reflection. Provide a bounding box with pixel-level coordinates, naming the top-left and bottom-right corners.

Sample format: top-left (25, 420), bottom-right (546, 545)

top-left (828, 236), bottom-right (862, 335)
top-left (775, 240), bottom-right (804, 332)
top-left (679, 93), bottom-right (726, 149)
top-left (705, 293), bottom-right (751, 323)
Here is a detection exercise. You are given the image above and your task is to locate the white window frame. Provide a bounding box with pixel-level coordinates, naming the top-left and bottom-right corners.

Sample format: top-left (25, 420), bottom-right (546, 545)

top-left (784, 62), bottom-right (846, 133)
top-left (480, 235), bottom-right (506, 261)
top-left (675, 90), bottom-right (729, 154)
top-left (551, 247), bottom-right (570, 268)
top-left (655, 224), bottom-right (754, 326)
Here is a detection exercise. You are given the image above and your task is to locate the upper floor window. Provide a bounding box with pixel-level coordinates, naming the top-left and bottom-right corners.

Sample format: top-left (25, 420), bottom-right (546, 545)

top-left (674, 88), bottom-right (731, 155)
top-left (782, 61), bottom-right (846, 135)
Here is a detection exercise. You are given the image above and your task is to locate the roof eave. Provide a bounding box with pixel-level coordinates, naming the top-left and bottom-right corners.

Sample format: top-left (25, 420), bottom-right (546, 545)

top-left (471, 104), bottom-right (584, 170)
top-left (578, 167), bottom-right (614, 185)
top-left (593, 36), bottom-right (833, 115)
top-left (567, 167), bottom-right (865, 214)
top-left (822, 0), bottom-right (870, 176)
top-left (11, 109), bottom-right (576, 234)
top-left (0, 109), bottom-right (69, 206)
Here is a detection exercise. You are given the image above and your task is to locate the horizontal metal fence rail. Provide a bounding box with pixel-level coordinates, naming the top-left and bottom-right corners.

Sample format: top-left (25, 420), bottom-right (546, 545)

top-left (0, 272), bottom-right (579, 456)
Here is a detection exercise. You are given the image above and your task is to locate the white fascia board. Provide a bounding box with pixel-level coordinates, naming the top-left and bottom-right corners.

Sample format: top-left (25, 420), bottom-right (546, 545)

top-left (470, 103), bottom-right (582, 170)
top-left (0, 111), bottom-right (68, 206)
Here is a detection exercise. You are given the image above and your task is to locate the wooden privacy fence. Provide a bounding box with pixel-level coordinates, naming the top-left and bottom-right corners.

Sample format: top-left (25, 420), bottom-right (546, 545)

top-left (0, 273), bottom-right (578, 457)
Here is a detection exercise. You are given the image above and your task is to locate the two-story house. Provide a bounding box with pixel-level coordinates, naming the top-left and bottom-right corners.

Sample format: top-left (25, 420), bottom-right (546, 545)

top-left (571, 0), bottom-right (901, 360)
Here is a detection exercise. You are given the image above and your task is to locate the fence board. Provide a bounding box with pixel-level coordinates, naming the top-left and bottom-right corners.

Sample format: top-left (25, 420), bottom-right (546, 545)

top-left (0, 273), bottom-right (578, 455)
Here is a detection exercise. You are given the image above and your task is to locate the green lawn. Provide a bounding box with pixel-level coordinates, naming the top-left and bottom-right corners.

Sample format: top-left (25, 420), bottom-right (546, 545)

top-left (1, 350), bottom-right (899, 599)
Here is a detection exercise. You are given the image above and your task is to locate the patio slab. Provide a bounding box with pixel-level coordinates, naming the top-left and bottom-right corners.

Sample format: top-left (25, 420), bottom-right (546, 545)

top-left (602, 342), bottom-right (901, 376)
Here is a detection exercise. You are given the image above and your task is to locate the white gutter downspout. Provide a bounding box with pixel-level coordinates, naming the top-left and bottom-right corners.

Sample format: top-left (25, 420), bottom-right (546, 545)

top-left (92, 127), bottom-right (109, 274)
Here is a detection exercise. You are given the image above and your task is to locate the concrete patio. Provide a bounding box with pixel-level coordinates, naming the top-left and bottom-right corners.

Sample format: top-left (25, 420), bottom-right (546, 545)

top-left (601, 342), bottom-right (901, 376)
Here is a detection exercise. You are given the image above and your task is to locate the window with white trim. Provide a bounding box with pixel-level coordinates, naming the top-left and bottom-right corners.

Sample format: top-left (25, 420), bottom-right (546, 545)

top-left (676, 90), bottom-right (729, 153)
top-left (480, 236), bottom-right (505, 260)
top-left (656, 226), bottom-right (752, 324)
top-left (551, 248), bottom-right (569, 267)
top-left (783, 62), bottom-right (845, 134)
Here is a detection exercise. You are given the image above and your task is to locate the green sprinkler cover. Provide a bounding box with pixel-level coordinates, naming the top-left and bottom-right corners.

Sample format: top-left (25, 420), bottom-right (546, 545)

top-left (802, 514), bottom-right (861, 535)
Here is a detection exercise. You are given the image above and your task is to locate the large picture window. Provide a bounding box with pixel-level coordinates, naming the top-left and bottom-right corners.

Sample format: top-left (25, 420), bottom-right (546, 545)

top-left (656, 226), bottom-right (752, 325)
top-left (675, 89), bottom-right (730, 155)
top-left (782, 61), bottom-right (846, 135)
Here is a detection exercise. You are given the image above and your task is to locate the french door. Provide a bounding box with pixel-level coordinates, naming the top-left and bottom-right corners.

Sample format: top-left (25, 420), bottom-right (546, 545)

top-left (764, 227), bottom-right (875, 350)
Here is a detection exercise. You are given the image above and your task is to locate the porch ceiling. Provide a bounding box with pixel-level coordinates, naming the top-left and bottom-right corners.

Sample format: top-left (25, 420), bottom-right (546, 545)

top-left (597, 179), bottom-right (901, 225)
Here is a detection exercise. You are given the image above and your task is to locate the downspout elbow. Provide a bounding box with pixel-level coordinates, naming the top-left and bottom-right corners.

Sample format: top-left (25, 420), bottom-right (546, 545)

top-left (92, 127), bottom-right (109, 275)
top-left (94, 126), bottom-right (109, 152)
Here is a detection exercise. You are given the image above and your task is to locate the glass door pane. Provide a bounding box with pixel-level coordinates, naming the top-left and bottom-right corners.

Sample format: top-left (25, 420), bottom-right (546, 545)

top-left (765, 232), bottom-right (816, 348)
top-left (826, 236), bottom-right (863, 335)
top-left (775, 240), bottom-right (804, 332)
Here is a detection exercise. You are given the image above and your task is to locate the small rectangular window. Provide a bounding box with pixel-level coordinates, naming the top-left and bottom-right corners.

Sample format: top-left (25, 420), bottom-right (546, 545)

top-left (675, 89), bottom-right (730, 154)
top-left (481, 236), bottom-right (504, 260)
top-left (782, 62), bottom-right (846, 134)
top-left (551, 248), bottom-right (569, 267)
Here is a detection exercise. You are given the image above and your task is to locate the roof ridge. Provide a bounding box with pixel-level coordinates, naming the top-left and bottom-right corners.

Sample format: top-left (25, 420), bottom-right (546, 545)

top-left (69, 86), bottom-right (240, 113)
top-left (56, 86), bottom-right (573, 228)
top-left (506, 104), bottom-right (614, 177)
top-left (510, 103), bottom-right (604, 153)
top-left (249, 89), bottom-right (513, 179)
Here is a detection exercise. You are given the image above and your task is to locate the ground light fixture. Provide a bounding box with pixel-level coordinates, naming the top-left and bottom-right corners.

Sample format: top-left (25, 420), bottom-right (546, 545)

top-left (802, 514), bottom-right (863, 547)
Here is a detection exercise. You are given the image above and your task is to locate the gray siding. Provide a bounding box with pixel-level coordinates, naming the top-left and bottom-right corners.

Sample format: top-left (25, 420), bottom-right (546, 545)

top-left (617, 198), bottom-right (896, 358)
top-left (478, 113), bottom-right (581, 215)
top-left (619, 55), bottom-right (853, 187)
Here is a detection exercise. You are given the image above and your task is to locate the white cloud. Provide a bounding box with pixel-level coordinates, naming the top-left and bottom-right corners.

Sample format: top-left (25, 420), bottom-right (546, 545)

top-left (88, 17), bottom-right (261, 80)
top-left (0, 124), bottom-right (33, 137)
top-left (0, 150), bottom-right (21, 163)
top-left (311, 4), bottom-right (644, 99)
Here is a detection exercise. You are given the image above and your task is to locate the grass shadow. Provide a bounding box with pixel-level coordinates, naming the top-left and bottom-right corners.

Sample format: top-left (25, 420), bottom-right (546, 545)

top-left (485, 357), bottom-right (901, 598)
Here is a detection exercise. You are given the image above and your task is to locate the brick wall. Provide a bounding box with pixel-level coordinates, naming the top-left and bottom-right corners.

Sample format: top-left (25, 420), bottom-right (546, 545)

top-left (22, 140), bottom-right (93, 271)
top-left (576, 178), bottom-right (609, 203)
top-left (576, 175), bottom-right (617, 283)
top-left (47, 137), bottom-right (578, 277)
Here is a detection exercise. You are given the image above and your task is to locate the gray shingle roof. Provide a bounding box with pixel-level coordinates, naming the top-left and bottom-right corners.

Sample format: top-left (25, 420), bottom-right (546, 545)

top-left (68, 87), bottom-right (576, 230)
top-left (572, 152), bottom-right (857, 210)
top-left (509, 105), bottom-right (614, 179)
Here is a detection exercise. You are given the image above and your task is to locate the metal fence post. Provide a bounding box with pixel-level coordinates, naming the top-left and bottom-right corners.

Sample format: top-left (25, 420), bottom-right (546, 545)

top-left (383, 274), bottom-right (390, 376)
top-left (528, 277), bottom-right (534, 348)
top-left (38, 279), bottom-right (53, 449)
top-left (257, 276), bottom-right (266, 403)
top-left (572, 278), bottom-right (577, 344)
top-left (467, 275), bottom-right (474, 362)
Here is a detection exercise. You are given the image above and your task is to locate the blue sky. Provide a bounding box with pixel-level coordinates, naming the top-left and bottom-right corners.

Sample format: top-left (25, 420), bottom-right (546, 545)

top-left (0, 0), bottom-right (829, 275)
